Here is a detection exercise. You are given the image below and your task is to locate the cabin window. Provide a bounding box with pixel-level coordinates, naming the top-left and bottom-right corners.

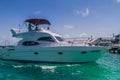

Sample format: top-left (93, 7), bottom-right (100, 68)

top-left (55, 36), bottom-right (64, 42)
top-left (23, 41), bottom-right (39, 46)
top-left (37, 37), bottom-right (54, 42)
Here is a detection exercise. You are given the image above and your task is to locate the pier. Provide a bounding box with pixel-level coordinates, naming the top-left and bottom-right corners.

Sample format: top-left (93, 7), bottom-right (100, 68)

top-left (90, 36), bottom-right (120, 54)
top-left (109, 44), bottom-right (120, 54)
top-left (109, 34), bottom-right (120, 54)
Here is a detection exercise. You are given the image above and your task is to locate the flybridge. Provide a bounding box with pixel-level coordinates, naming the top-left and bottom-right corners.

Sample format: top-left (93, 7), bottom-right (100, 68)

top-left (10, 18), bottom-right (53, 38)
top-left (24, 18), bottom-right (51, 31)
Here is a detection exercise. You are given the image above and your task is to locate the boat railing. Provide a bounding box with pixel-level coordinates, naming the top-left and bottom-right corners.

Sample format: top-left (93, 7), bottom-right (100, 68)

top-left (4, 40), bottom-right (10, 47)
top-left (0, 40), bottom-right (16, 50)
top-left (2, 37), bottom-right (93, 47)
top-left (59, 37), bottom-right (93, 46)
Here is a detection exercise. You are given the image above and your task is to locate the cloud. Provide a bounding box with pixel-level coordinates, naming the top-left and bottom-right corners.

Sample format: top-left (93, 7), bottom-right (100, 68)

top-left (73, 9), bottom-right (80, 16)
top-left (73, 8), bottom-right (90, 17)
top-left (64, 25), bottom-right (74, 29)
top-left (82, 8), bottom-right (90, 17)
top-left (34, 11), bottom-right (41, 15)
top-left (117, 0), bottom-right (120, 3)
top-left (79, 32), bottom-right (88, 37)
top-left (64, 34), bottom-right (70, 38)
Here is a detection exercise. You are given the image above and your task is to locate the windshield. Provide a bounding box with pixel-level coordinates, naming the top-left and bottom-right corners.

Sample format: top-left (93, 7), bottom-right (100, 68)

top-left (38, 37), bottom-right (55, 42)
top-left (55, 36), bottom-right (64, 42)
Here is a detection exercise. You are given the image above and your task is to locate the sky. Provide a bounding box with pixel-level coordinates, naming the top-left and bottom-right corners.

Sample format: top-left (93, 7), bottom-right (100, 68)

top-left (0, 0), bottom-right (120, 45)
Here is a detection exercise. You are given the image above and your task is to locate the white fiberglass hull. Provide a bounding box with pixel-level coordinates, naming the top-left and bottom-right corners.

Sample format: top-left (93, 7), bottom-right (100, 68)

top-left (0, 46), bottom-right (107, 63)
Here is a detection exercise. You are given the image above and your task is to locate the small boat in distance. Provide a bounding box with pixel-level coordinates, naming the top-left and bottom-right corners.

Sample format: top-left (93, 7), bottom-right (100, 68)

top-left (0, 18), bottom-right (107, 63)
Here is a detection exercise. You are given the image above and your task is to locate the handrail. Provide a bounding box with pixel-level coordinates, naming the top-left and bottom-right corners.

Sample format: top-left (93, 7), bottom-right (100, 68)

top-left (7, 37), bottom-right (93, 47)
top-left (5, 40), bottom-right (9, 47)
top-left (58, 37), bottom-right (93, 46)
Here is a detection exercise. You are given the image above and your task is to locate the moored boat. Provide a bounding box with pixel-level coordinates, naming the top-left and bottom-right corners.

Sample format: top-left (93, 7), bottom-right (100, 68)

top-left (0, 18), bottom-right (107, 63)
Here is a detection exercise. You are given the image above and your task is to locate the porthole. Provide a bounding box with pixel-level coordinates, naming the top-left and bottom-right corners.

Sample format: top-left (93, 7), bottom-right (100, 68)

top-left (58, 52), bottom-right (63, 55)
top-left (81, 51), bottom-right (87, 54)
top-left (34, 52), bottom-right (38, 55)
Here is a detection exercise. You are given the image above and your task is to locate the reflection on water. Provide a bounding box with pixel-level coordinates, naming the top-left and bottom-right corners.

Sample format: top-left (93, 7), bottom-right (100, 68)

top-left (0, 53), bottom-right (120, 80)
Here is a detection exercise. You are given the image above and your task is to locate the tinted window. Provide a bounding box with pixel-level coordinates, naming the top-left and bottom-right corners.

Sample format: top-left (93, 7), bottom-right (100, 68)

top-left (38, 37), bottom-right (54, 42)
top-left (23, 41), bottom-right (39, 46)
top-left (55, 36), bottom-right (64, 41)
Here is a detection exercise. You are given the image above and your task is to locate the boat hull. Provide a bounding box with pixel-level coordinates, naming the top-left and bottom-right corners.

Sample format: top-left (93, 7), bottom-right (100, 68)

top-left (0, 46), bottom-right (107, 63)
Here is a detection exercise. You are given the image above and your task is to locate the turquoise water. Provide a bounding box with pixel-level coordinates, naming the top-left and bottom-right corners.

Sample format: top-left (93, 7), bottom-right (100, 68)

top-left (0, 53), bottom-right (120, 80)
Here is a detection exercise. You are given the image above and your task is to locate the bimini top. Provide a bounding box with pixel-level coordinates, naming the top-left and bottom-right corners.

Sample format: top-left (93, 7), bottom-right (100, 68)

top-left (25, 18), bottom-right (51, 26)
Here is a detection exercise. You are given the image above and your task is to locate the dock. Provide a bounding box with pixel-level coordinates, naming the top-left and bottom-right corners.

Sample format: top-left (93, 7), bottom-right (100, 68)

top-left (109, 44), bottom-right (120, 53)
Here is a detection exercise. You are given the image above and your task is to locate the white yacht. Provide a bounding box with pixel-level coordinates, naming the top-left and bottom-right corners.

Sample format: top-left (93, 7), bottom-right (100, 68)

top-left (0, 18), bottom-right (107, 63)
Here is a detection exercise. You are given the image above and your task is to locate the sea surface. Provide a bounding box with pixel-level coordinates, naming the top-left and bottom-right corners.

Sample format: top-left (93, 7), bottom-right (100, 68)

top-left (0, 53), bottom-right (120, 80)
